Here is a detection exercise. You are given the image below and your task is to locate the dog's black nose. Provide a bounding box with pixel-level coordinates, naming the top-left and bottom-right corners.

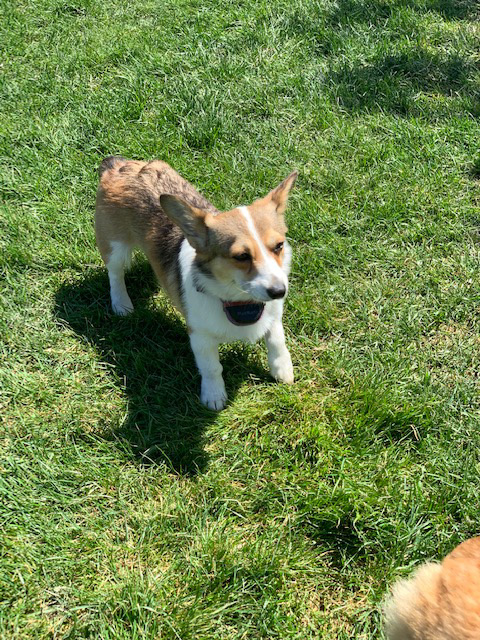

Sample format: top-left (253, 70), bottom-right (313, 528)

top-left (267, 285), bottom-right (286, 299)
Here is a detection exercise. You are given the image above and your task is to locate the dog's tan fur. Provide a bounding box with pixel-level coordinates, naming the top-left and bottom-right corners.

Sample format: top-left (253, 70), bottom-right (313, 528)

top-left (385, 537), bottom-right (480, 640)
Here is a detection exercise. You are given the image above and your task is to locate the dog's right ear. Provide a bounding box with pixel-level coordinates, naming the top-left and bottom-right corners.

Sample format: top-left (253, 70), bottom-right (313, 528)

top-left (160, 195), bottom-right (211, 253)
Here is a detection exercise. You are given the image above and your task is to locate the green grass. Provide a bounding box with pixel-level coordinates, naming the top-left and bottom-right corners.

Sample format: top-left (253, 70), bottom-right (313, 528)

top-left (1, 0), bottom-right (479, 637)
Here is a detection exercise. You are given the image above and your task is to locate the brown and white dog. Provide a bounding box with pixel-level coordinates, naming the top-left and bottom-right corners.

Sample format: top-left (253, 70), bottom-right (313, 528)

top-left (95, 157), bottom-right (297, 409)
top-left (385, 537), bottom-right (480, 639)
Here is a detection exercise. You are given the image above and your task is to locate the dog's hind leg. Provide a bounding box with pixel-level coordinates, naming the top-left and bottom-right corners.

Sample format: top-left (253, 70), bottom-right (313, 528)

top-left (106, 241), bottom-right (134, 315)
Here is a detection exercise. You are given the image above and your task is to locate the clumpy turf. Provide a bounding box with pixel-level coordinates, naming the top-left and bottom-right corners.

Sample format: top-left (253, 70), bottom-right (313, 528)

top-left (1, 0), bottom-right (479, 637)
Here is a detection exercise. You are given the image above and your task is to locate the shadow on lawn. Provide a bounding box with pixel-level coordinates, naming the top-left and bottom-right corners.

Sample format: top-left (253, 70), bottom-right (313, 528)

top-left (328, 49), bottom-right (480, 116)
top-left (55, 260), bottom-right (267, 475)
top-left (327, 0), bottom-right (479, 25)
top-left (314, 0), bottom-right (480, 116)
top-left (303, 514), bottom-right (367, 568)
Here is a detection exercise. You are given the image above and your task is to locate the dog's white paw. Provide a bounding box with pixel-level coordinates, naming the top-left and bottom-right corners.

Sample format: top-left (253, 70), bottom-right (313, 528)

top-left (270, 353), bottom-right (294, 384)
top-left (111, 296), bottom-right (134, 316)
top-left (201, 378), bottom-right (227, 410)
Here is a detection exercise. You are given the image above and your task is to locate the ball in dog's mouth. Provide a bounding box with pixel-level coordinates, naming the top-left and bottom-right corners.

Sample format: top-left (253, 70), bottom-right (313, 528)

top-left (222, 300), bottom-right (265, 326)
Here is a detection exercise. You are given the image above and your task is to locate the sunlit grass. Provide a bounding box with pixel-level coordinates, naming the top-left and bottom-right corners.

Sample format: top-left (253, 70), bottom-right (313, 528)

top-left (1, 0), bottom-right (479, 637)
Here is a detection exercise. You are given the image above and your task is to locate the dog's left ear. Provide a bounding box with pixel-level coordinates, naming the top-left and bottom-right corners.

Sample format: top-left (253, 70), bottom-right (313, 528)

top-left (160, 194), bottom-right (211, 253)
top-left (268, 171), bottom-right (298, 216)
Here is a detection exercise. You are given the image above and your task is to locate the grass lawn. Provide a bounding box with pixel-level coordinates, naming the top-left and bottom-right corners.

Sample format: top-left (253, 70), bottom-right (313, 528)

top-left (1, 0), bottom-right (480, 637)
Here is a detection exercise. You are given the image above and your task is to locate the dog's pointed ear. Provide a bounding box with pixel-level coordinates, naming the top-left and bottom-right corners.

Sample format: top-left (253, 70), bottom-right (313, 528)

top-left (268, 171), bottom-right (298, 216)
top-left (160, 194), bottom-right (211, 252)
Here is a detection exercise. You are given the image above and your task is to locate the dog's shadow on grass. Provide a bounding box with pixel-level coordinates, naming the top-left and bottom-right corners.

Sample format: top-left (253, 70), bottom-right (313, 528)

top-left (55, 260), bottom-right (268, 475)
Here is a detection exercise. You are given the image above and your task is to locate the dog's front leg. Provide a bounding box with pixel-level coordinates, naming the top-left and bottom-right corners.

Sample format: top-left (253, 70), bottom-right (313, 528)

top-left (265, 321), bottom-right (294, 384)
top-left (189, 332), bottom-right (227, 410)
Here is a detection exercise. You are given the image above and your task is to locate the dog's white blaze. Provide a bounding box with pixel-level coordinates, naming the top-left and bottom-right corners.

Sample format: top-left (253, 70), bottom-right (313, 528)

top-left (237, 206), bottom-right (285, 286)
top-left (238, 206), bottom-right (272, 263)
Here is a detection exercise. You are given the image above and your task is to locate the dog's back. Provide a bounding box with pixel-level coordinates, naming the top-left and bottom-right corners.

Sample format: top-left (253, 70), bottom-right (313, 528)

top-left (96, 157), bottom-right (217, 213)
top-left (385, 537), bottom-right (480, 640)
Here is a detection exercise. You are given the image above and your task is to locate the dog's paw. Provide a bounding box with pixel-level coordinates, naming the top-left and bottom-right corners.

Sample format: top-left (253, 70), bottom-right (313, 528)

top-left (111, 296), bottom-right (134, 316)
top-left (201, 379), bottom-right (227, 411)
top-left (270, 354), bottom-right (294, 384)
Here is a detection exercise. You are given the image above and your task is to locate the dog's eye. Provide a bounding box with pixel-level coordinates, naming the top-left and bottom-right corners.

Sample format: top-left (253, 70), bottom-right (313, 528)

top-left (233, 252), bottom-right (251, 262)
top-left (272, 242), bottom-right (284, 254)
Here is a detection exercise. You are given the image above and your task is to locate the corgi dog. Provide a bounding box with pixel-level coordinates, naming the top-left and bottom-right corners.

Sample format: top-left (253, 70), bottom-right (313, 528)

top-left (95, 157), bottom-right (297, 410)
top-left (384, 536), bottom-right (480, 640)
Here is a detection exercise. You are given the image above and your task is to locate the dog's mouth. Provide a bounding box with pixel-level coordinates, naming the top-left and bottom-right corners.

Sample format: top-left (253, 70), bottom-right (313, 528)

top-left (223, 300), bottom-right (265, 325)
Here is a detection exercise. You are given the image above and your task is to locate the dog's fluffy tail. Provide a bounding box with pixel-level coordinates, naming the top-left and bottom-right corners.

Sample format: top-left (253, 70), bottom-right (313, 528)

top-left (98, 155), bottom-right (128, 177)
top-left (384, 562), bottom-right (442, 640)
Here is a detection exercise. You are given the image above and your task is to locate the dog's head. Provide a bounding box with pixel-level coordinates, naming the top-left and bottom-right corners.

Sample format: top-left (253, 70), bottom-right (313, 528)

top-left (160, 171), bottom-right (297, 302)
